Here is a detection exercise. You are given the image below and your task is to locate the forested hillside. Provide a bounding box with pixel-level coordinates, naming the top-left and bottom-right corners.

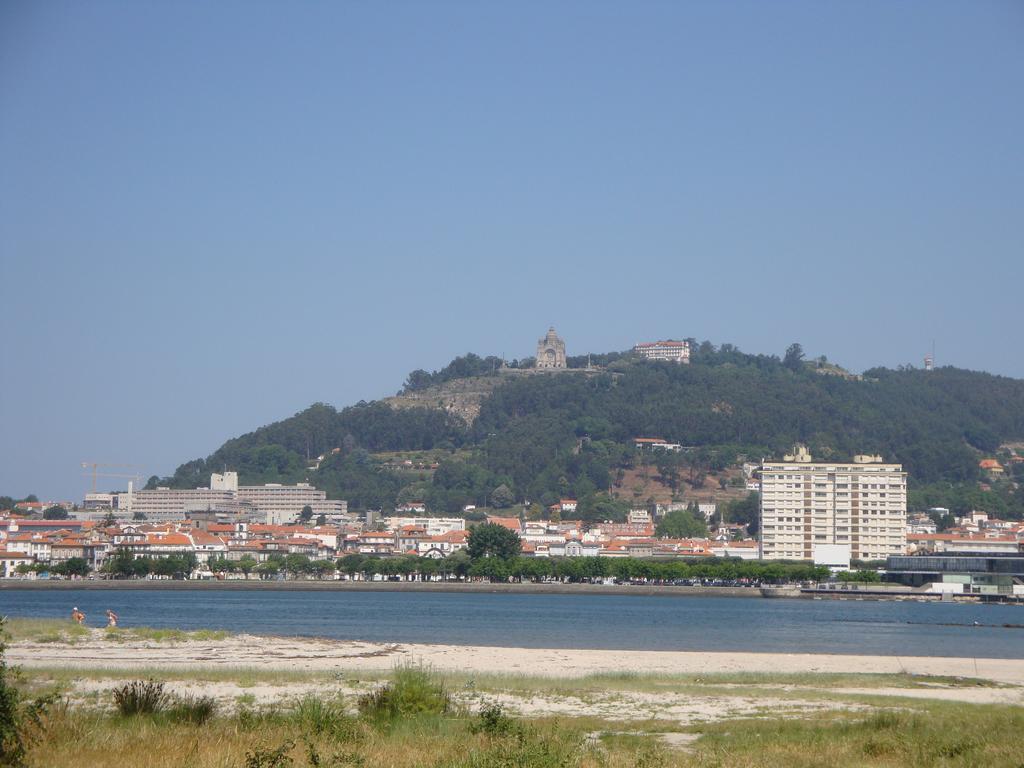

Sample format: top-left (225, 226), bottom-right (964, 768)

top-left (149, 344), bottom-right (1024, 521)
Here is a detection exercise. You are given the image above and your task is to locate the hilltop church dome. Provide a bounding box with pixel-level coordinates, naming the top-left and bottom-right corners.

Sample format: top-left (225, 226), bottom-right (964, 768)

top-left (536, 327), bottom-right (566, 369)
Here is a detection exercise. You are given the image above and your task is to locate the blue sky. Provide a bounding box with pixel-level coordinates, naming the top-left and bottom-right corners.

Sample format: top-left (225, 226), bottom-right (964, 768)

top-left (2, 1), bottom-right (1022, 501)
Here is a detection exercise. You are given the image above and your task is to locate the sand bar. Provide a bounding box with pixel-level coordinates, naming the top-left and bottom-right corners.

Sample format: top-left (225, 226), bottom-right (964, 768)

top-left (9, 631), bottom-right (1024, 686)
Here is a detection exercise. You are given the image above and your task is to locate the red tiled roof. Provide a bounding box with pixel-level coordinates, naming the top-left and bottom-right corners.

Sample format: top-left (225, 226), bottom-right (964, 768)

top-left (485, 516), bottom-right (521, 532)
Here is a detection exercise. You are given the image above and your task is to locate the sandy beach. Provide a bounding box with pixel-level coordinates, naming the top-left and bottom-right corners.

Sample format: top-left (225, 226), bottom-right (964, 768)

top-left (10, 629), bottom-right (1024, 686)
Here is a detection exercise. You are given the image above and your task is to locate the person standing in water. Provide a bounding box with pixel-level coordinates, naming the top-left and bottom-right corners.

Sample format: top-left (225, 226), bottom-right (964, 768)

top-left (71, 607), bottom-right (85, 625)
top-left (105, 609), bottom-right (118, 628)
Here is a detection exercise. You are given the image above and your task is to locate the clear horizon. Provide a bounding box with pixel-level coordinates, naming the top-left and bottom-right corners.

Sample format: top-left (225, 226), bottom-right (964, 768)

top-left (2, 1), bottom-right (1022, 501)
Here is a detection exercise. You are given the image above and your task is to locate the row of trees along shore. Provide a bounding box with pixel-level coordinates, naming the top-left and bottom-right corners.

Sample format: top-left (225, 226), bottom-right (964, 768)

top-left (196, 551), bottom-right (828, 583)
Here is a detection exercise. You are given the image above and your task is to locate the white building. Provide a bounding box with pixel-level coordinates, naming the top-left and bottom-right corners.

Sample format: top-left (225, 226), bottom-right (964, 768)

top-left (759, 448), bottom-right (907, 562)
top-left (1, 551), bottom-right (35, 577)
top-left (118, 474), bottom-right (346, 525)
top-left (628, 509), bottom-right (652, 525)
top-left (633, 340), bottom-right (691, 364)
top-left (119, 487), bottom-right (240, 520)
top-left (83, 492), bottom-right (116, 510)
top-left (211, 471), bottom-right (239, 491)
top-left (238, 484), bottom-right (347, 525)
top-left (384, 517), bottom-right (465, 536)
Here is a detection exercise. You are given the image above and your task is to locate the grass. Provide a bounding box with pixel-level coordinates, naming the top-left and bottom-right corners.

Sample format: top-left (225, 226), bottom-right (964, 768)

top-left (111, 679), bottom-right (168, 715)
top-left (12, 653), bottom-right (1024, 768)
top-left (20, 663), bottom-right (1006, 695)
top-left (358, 662), bottom-right (454, 721)
top-left (102, 626), bottom-right (230, 642)
top-left (3, 617), bottom-right (230, 644)
top-left (22, 697), bottom-right (1024, 768)
top-left (687, 703), bottom-right (1024, 768)
top-left (3, 618), bottom-right (90, 644)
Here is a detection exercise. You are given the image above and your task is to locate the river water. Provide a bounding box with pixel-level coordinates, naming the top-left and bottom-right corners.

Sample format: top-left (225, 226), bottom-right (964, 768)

top-left (2, 589), bottom-right (1022, 658)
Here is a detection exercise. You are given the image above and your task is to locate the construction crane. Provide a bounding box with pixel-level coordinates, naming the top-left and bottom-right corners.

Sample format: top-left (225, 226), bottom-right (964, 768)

top-left (81, 462), bottom-right (144, 493)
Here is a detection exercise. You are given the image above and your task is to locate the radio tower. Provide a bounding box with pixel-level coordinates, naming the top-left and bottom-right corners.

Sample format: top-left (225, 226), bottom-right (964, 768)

top-left (924, 341), bottom-right (935, 371)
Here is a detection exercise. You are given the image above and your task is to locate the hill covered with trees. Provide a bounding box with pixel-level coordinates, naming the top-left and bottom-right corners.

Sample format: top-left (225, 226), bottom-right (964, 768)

top-left (149, 343), bottom-right (1024, 523)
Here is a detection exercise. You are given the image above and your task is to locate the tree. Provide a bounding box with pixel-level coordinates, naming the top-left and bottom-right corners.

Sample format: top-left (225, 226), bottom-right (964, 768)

top-left (442, 549), bottom-right (471, 580)
top-left (284, 554), bottom-right (312, 578)
top-left (237, 555), bottom-right (257, 577)
top-left (655, 509), bottom-right (708, 539)
top-left (466, 522), bottom-right (521, 560)
top-left (42, 506), bottom-right (68, 520)
top-left (299, 505), bottom-right (314, 524)
top-left (257, 560), bottom-right (281, 579)
top-left (724, 492), bottom-right (761, 535)
top-left (783, 343), bottom-right (805, 371)
top-left (337, 553), bottom-right (366, 579)
top-left (489, 484), bottom-right (515, 509)
top-left (310, 559), bottom-right (336, 579)
top-left (102, 549), bottom-right (137, 579)
top-left (59, 558), bottom-right (90, 578)
top-left (315, 514), bottom-right (327, 526)
top-left (132, 511), bottom-right (146, 521)
top-left (102, 511), bottom-right (117, 528)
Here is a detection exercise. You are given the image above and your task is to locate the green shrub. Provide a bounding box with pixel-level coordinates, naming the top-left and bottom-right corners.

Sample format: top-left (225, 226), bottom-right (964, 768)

top-left (165, 693), bottom-right (217, 725)
top-left (470, 703), bottom-right (520, 737)
top-left (440, 723), bottom-right (587, 768)
top-left (1, 617), bottom-right (24, 767)
top-left (291, 696), bottom-right (359, 740)
top-left (244, 740), bottom-right (294, 768)
top-left (1, 617), bottom-right (55, 767)
top-left (357, 663), bottom-right (451, 721)
top-left (304, 740), bottom-right (365, 768)
top-left (111, 680), bottom-right (167, 716)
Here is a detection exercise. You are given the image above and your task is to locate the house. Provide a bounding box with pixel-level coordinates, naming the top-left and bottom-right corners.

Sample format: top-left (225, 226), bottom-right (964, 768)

top-left (547, 537), bottom-right (601, 558)
top-left (628, 509), bottom-right (652, 525)
top-left (0, 551), bottom-right (35, 577)
top-left (416, 530), bottom-right (469, 558)
top-left (979, 459), bottom-right (1004, 475)
top-left (906, 514), bottom-right (938, 535)
top-left (357, 531), bottom-right (395, 556)
top-left (188, 529), bottom-right (228, 562)
top-left (632, 437), bottom-right (681, 452)
top-left (625, 541), bottom-right (654, 558)
top-left (396, 525), bottom-right (429, 554)
top-left (5, 534), bottom-right (52, 562)
top-left (589, 522), bottom-right (654, 540)
top-left (395, 501), bottom-right (427, 514)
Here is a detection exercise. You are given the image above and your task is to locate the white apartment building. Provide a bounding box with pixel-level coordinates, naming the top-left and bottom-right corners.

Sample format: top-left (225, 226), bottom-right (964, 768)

top-left (120, 487), bottom-right (241, 520)
top-left (633, 340), bottom-right (691, 364)
top-left (237, 483), bottom-right (346, 525)
top-left (117, 473), bottom-right (346, 525)
top-left (759, 448), bottom-right (907, 562)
